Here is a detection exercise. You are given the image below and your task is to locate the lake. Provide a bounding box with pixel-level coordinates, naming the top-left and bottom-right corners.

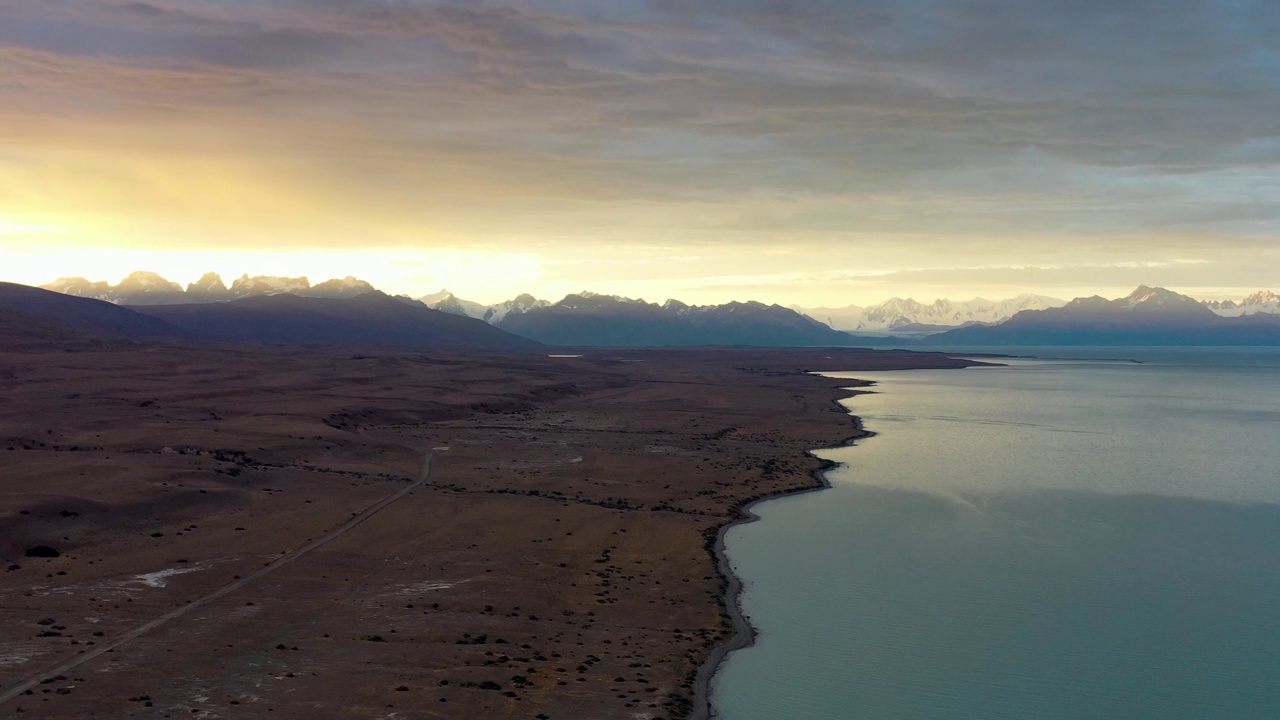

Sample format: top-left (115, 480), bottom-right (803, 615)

top-left (711, 347), bottom-right (1280, 719)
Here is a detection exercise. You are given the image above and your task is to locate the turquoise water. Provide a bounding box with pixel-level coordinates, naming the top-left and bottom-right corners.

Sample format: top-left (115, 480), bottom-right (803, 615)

top-left (711, 348), bottom-right (1280, 719)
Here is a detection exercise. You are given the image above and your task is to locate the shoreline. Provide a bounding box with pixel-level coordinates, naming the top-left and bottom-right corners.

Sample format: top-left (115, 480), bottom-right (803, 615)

top-left (0, 346), bottom-right (988, 717)
top-left (688, 382), bottom-right (878, 720)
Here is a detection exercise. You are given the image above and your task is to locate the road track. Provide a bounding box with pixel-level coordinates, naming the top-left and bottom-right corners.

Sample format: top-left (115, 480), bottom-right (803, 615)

top-left (0, 452), bottom-right (432, 706)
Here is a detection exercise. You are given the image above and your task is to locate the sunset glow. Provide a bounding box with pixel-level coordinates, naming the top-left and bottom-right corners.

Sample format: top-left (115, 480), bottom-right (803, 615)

top-left (2, 1), bottom-right (1277, 304)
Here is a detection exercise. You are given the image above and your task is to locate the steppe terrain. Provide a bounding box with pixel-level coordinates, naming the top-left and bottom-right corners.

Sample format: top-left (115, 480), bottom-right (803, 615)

top-left (0, 342), bottom-right (979, 718)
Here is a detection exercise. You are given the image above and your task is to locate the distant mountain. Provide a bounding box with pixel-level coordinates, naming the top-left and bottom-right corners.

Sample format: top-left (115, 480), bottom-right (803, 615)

top-left (485, 293), bottom-right (550, 323)
top-left (44, 271), bottom-right (187, 305)
top-left (41, 272), bottom-right (380, 305)
top-left (418, 290), bottom-right (550, 323)
top-left (932, 286), bottom-right (1280, 345)
top-left (227, 273), bottom-right (310, 298)
top-left (185, 272), bottom-right (230, 302)
top-left (308, 276), bottom-right (377, 299)
top-left (419, 290), bottom-right (493, 320)
top-left (129, 291), bottom-right (542, 351)
top-left (42, 276), bottom-right (112, 299)
top-left (1204, 290), bottom-right (1280, 317)
top-left (493, 292), bottom-right (859, 347)
top-left (797, 294), bottom-right (1066, 334)
top-left (0, 282), bottom-right (184, 339)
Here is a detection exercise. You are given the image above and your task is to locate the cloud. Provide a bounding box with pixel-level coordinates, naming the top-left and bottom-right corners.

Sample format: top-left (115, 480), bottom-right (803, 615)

top-left (1, 0), bottom-right (1277, 301)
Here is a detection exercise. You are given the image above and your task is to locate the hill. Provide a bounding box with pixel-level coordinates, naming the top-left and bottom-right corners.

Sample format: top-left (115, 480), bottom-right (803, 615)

top-left (0, 308), bottom-right (138, 350)
top-left (130, 291), bottom-right (542, 351)
top-left (0, 282), bottom-right (184, 339)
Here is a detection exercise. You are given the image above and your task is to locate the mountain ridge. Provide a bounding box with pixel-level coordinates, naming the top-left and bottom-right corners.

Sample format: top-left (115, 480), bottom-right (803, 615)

top-left (43, 272), bottom-right (377, 305)
top-left (129, 291), bottom-right (543, 351)
top-left (794, 294), bottom-right (1068, 334)
top-left (32, 273), bottom-right (1280, 344)
top-left (932, 286), bottom-right (1280, 346)
top-left (492, 292), bottom-right (865, 347)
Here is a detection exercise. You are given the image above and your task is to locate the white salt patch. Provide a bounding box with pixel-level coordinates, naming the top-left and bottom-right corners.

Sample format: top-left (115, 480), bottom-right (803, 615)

top-left (399, 579), bottom-right (468, 594)
top-left (131, 559), bottom-right (222, 588)
top-left (134, 567), bottom-right (200, 588)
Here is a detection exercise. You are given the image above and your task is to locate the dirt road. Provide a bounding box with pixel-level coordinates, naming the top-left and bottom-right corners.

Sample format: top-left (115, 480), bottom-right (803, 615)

top-left (0, 452), bottom-right (432, 707)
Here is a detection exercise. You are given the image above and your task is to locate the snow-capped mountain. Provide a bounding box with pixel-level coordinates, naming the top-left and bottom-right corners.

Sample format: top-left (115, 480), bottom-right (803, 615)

top-left (309, 276), bottom-right (376, 299)
top-left (485, 293), bottom-right (549, 323)
top-left (418, 289), bottom-right (460, 308)
top-left (228, 274), bottom-right (311, 297)
top-left (116, 271), bottom-right (182, 295)
top-left (43, 276), bottom-right (113, 299)
top-left (1204, 290), bottom-right (1280, 317)
top-left (43, 271), bottom-right (186, 304)
top-left (418, 290), bottom-right (550, 323)
top-left (40, 272), bottom-right (379, 305)
top-left (933, 285), bottom-right (1280, 345)
top-left (186, 272), bottom-right (229, 298)
top-left (796, 294), bottom-right (1066, 334)
top-left (418, 290), bottom-right (492, 319)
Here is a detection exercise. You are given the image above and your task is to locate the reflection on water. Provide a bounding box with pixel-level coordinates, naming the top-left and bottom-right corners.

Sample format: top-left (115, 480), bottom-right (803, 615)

top-left (712, 348), bottom-right (1280, 720)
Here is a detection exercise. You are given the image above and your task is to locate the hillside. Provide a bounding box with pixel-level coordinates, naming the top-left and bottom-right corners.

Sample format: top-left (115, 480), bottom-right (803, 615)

top-left (0, 283), bottom-right (184, 339)
top-left (130, 291), bottom-right (542, 351)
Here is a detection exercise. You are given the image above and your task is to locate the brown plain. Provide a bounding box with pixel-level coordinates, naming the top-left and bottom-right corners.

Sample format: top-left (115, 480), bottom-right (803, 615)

top-left (0, 343), bottom-right (979, 718)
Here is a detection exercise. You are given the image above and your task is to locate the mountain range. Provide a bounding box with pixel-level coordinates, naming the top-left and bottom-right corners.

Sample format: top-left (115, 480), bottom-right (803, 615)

top-left (42, 272), bottom-right (377, 305)
top-left (1202, 291), bottom-right (1280, 317)
top-left (132, 291), bottom-right (541, 351)
top-left (794, 294), bottom-right (1068, 334)
top-left (420, 290), bottom-right (550, 324)
top-left (40, 272), bottom-right (1280, 333)
top-left (931, 286), bottom-right (1280, 346)
top-left (20, 272), bottom-right (1280, 347)
top-left (489, 292), bottom-right (862, 347)
top-left (1, 283), bottom-right (538, 351)
top-left (422, 287), bottom-right (1280, 337)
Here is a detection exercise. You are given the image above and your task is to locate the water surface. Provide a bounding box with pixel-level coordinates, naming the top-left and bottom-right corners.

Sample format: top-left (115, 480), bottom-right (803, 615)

top-left (712, 348), bottom-right (1280, 719)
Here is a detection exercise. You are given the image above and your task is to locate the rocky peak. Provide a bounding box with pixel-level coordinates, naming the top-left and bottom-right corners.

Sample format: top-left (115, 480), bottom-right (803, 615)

top-left (116, 271), bottom-right (182, 293)
top-left (187, 272), bottom-right (228, 294)
top-left (309, 276), bottom-right (375, 298)
top-left (229, 274), bottom-right (311, 297)
top-left (41, 277), bottom-right (111, 298)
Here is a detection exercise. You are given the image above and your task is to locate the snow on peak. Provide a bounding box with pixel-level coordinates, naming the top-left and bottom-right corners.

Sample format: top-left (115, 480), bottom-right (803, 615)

top-left (804, 294), bottom-right (1067, 332)
top-left (1121, 286), bottom-right (1203, 310)
top-left (230, 274), bottom-right (311, 296)
top-left (418, 289), bottom-right (454, 306)
top-left (187, 272), bottom-right (227, 294)
top-left (118, 271), bottom-right (182, 292)
top-left (1124, 285), bottom-right (1164, 307)
top-left (1207, 289), bottom-right (1280, 317)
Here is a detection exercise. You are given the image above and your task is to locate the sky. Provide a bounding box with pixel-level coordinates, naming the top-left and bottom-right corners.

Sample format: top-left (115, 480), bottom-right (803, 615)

top-left (2, 0), bottom-right (1278, 306)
